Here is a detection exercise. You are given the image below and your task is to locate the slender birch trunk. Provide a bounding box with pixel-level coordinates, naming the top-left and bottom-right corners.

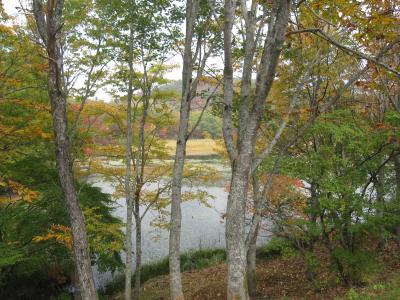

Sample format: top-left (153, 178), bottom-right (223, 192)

top-left (133, 191), bottom-right (142, 300)
top-left (169, 1), bottom-right (200, 299)
top-left (124, 25), bottom-right (135, 300)
top-left (132, 88), bottom-right (149, 299)
top-left (32, 1), bottom-right (98, 299)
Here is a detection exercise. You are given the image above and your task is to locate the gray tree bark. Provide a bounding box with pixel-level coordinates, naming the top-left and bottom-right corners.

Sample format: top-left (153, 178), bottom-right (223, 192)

top-left (32, 1), bottom-right (98, 299)
top-left (133, 82), bottom-right (149, 300)
top-left (133, 190), bottom-right (142, 300)
top-left (124, 25), bottom-right (135, 300)
top-left (246, 223), bottom-right (259, 297)
top-left (222, 0), bottom-right (238, 163)
top-left (169, 1), bottom-right (200, 299)
top-left (222, 1), bottom-right (291, 299)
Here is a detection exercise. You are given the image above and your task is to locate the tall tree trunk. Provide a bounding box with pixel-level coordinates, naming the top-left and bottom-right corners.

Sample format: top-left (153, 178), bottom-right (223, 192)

top-left (32, 1), bottom-right (98, 299)
top-left (246, 224), bottom-right (259, 297)
top-left (226, 153), bottom-right (253, 300)
top-left (73, 267), bottom-right (82, 300)
top-left (394, 155), bottom-right (400, 244)
top-left (395, 156), bottom-right (400, 193)
top-left (125, 199), bottom-right (133, 300)
top-left (222, 1), bottom-right (290, 299)
top-left (223, 3), bottom-right (249, 297)
top-left (305, 182), bottom-right (319, 284)
top-left (221, 0), bottom-right (237, 163)
top-left (169, 125), bottom-right (187, 300)
top-left (124, 25), bottom-right (135, 300)
top-left (133, 93), bottom-right (148, 300)
top-left (245, 176), bottom-right (269, 297)
top-left (169, 1), bottom-right (199, 299)
top-left (133, 193), bottom-right (142, 300)
top-left (393, 155), bottom-right (400, 246)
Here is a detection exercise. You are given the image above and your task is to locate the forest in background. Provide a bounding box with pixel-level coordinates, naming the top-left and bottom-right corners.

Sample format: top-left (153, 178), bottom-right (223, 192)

top-left (0, 0), bottom-right (400, 299)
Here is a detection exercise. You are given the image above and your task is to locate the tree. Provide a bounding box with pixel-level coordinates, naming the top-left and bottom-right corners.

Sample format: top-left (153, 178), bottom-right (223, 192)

top-left (31, 1), bottom-right (98, 298)
top-left (274, 108), bottom-right (399, 285)
top-left (236, 3), bottom-right (396, 291)
top-left (0, 15), bottom-right (122, 299)
top-left (169, 1), bottom-right (221, 298)
top-left (76, 95), bottom-right (175, 300)
top-left (245, 0), bottom-right (400, 288)
top-left (94, 1), bottom-right (179, 298)
top-left (169, 2), bottom-right (200, 298)
top-left (77, 94), bottom-right (217, 299)
top-left (220, 1), bottom-right (291, 298)
top-left (1, 154), bottom-right (123, 299)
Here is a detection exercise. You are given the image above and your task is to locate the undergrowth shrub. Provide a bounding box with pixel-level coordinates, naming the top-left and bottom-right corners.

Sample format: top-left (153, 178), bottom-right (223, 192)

top-left (258, 237), bottom-right (298, 259)
top-left (332, 249), bottom-right (379, 285)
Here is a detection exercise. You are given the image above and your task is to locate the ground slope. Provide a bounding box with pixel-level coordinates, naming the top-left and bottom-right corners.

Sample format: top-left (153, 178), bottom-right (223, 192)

top-left (112, 242), bottom-right (400, 300)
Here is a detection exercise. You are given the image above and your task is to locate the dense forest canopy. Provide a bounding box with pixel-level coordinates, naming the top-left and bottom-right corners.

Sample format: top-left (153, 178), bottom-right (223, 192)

top-left (0, 0), bottom-right (399, 300)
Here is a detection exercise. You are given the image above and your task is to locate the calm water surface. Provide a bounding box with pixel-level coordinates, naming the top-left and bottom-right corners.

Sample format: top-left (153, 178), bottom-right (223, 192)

top-left (88, 158), bottom-right (270, 288)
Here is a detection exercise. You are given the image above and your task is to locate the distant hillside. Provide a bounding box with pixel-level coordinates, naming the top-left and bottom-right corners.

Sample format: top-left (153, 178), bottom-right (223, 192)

top-left (160, 79), bottom-right (221, 110)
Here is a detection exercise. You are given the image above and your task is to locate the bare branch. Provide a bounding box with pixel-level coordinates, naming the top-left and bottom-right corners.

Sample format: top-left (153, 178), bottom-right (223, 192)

top-left (288, 28), bottom-right (400, 77)
top-left (222, 0), bottom-right (238, 163)
top-left (32, 0), bottom-right (48, 47)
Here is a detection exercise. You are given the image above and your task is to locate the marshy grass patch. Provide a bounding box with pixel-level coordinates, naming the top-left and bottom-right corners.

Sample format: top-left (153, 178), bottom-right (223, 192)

top-left (165, 139), bottom-right (219, 157)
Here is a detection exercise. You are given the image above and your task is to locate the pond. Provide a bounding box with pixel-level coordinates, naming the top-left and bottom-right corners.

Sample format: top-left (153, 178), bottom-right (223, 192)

top-left (88, 158), bottom-right (270, 288)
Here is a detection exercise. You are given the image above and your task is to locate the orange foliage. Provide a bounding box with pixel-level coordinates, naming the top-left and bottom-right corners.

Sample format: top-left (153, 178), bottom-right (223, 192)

top-left (0, 178), bottom-right (39, 203)
top-left (33, 224), bottom-right (73, 250)
top-left (257, 174), bottom-right (307, 216)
